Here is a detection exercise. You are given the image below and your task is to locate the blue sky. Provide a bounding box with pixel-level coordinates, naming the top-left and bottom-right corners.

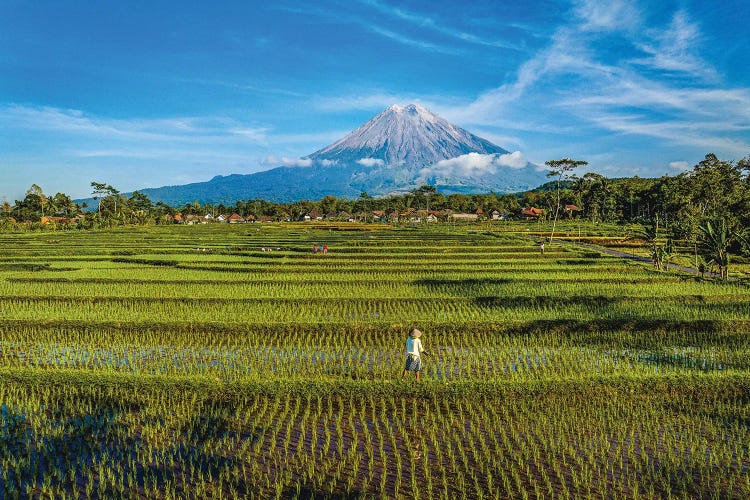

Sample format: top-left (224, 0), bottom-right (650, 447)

top-left (1, 0), bottom-right (748, 201)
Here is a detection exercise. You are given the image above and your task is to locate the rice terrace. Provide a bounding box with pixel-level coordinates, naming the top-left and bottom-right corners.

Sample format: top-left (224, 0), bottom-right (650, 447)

top-left (1, 221), bottom-right (749, 498)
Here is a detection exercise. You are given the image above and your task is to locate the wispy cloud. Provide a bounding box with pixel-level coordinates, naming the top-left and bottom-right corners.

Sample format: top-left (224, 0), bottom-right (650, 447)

top-left (368, 26), bottom-right (461, 55)
top-left (1, 104), bottom-right (348, 152)
top-left (276, 1), bottom-right (464, 55)
top-left (572, 0), bottom-right (641, 32)
top-left (448, 1), bottom-right (750, 160)
top-left (357, 0), bottom-right (525, 51)
top-left (583, 112), bottom-right (750, 155)
top-left (631, 11), bottom-right (717, 80)
top-left (0, 104), bottom-right (339, 198)
top-left (1, 104), bottom-right (271, 145)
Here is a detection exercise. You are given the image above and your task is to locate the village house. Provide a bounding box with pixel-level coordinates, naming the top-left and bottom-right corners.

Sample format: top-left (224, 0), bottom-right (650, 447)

top-left (371, 210), bottom-right (388, 222)
top-left (227, 213), bottom-right (245, 224)
top-left (450, 213), bottom-right (479, 221)
top-left (564, 205), bottom-right (581, 218)
top-left (303, 209), bottom-right (322, 221)
top-left (521, 207), bottom-right (544, 219)
top-left (40, 216), bottom-right (71, 225)
top-left (185, 214), bottom-right (205, 225)
top-left (338, 211), bottom-right (354, 222)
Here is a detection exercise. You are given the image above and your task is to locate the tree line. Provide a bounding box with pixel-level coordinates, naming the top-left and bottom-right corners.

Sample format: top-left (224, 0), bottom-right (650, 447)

top-left (2, 154), bottom-right (748, 273)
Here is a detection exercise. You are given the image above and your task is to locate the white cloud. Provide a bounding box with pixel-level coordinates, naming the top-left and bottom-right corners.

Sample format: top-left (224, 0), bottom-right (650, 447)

top-left (441, 3), bottom-right (749, 165)
top-left (632, 11), bottom-right (716, 79)
top-left (434, 153), bottom-right (496, 175)
top-left (369, 25), bottom-right (461, 54)
top-left (572, 0), bottom-right (640, 32)
top-left (318, 159), bottom-right (338, 166)
top-left (264, 155), bottom-right (313, 167)
top-left (356, 158), bottom-right (385, 167)
top-left (496, 151), bottom-right (528, 169)
top-left (427, 152), bottom-right (528, 177)
top-left (668, 161), bottom-right (690, 171)
top-left (1, 104), bottom-right (272, 145)
top-left (358, 0), bottom-right (524, 51)
top-left (229, 127), bottom-right (270, 142)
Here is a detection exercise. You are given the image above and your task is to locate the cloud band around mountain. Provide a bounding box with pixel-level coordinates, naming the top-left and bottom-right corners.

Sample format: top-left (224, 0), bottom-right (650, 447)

top-left (425, 151), bottom-right (528, 177)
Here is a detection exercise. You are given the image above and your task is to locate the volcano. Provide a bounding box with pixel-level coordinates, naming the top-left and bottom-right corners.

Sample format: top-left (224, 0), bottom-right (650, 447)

top-left (308, 103), bottom-right (510, 166)
top-left (93, 104), bottom-right (546, 205)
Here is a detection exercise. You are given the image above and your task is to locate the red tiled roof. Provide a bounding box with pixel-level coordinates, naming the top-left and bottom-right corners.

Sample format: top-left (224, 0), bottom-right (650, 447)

top-left (521, 207), bottom-right (544, 217)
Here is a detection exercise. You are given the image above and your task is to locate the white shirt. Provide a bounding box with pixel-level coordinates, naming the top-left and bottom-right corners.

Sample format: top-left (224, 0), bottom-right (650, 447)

top-left (406, 337), bottom-right (424, 357)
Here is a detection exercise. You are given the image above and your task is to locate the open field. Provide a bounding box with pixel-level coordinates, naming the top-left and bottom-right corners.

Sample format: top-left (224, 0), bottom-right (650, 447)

top-left (1, 223), bottom-right (750, 498)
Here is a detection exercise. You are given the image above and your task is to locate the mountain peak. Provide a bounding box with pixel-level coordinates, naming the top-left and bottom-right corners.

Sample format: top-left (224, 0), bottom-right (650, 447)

top-left (386, 103), bottom-right (437, 122)
top-left (307, 104), bottom-right (508, 167)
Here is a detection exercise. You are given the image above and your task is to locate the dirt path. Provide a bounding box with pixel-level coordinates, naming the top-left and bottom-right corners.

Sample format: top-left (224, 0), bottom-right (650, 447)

top-left (561, 240), bottom-right (709, 277)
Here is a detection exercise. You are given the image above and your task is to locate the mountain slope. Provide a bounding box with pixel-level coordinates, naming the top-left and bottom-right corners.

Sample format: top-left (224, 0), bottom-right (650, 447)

top-left (308, 104), bottom-right (509, 166)
top-left (79, 104), bottom-right (547, 205)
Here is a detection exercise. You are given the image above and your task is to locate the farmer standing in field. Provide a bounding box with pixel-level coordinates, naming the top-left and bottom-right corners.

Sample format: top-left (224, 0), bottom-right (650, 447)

top-left (402, 328), bottom-right (425, 381)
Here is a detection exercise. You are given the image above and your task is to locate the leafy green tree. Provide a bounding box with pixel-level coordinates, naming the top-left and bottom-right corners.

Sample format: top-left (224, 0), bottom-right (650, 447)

top-left (126, 192), bottom-right (153, 224)
top-left (579, 173), bottom-right (615, 223)
top-left (50, 193), bottom-right (78, 217)
top-left (320, 195), bottom-right (339, 216)
top-left (128, 191), bottom-right (153, 213)
top-left (447, 194), bottom-right (471, 213)
top-left (25, 184), bottom-right (48, 219)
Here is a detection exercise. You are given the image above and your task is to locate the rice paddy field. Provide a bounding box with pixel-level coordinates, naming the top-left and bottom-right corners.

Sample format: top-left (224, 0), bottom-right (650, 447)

top-left (1, 223), bottom-right (750, 498)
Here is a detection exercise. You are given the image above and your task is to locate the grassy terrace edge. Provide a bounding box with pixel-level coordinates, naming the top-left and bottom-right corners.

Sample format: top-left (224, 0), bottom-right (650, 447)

top-left (3, 367), bottom-right (750, 399)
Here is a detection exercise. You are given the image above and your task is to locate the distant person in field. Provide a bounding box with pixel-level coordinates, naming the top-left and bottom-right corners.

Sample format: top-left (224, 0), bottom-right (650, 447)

top-left (402, 328), bottom-right (425, 381)
top-left (322, 244), bottom-right (328, 254)
top-left (539, 241), bottom-right (545, 254)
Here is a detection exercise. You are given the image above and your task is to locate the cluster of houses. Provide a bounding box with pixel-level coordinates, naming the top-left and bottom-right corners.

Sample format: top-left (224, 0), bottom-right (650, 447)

top-left (39, 215), bottom-right (86, 225)
top-left (24, 204), bottom-right (581, 226)
top-left (168, 213), bottom-right (268, 224)
top-left (167, 206), bottom-right (577, 224)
